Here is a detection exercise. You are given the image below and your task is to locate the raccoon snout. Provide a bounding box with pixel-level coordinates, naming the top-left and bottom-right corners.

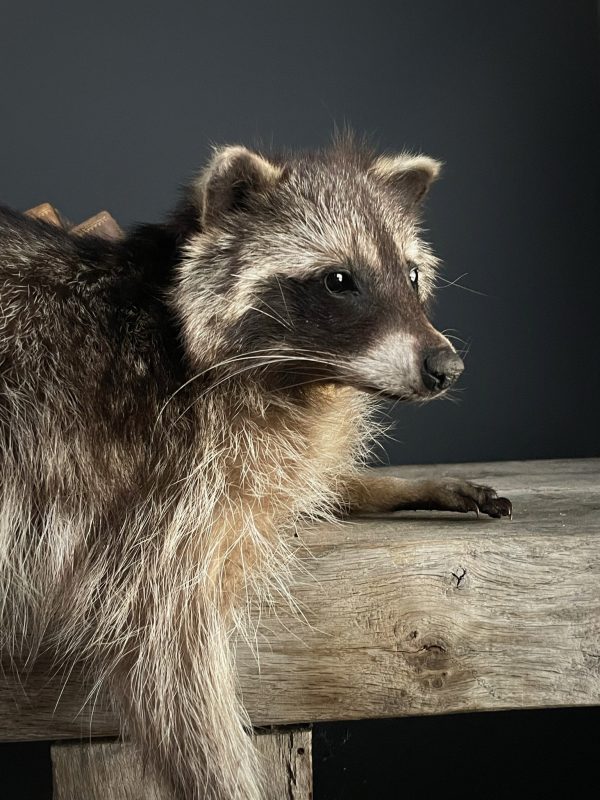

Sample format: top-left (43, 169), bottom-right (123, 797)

top-left (421, 347), bottom-right (464, 392)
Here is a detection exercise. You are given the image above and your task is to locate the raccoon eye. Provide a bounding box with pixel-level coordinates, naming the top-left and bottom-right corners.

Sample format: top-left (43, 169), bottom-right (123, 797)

top-left (409, 265), bottom-right (419, 290)
top-left (324, 270), bottom-right (358, 294)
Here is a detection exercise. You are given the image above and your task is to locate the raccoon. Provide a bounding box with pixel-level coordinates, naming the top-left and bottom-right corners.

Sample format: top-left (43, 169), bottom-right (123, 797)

top-left (0, 136), bottom-right (511, 799)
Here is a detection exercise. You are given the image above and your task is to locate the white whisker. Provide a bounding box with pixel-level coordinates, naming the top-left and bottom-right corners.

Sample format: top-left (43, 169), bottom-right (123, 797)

top-left (436, 273), bottom-right (487, 297)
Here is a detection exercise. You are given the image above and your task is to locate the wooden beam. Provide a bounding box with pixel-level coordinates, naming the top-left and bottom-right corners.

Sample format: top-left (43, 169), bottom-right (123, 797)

top-left (2, 459), bottom-right (599, 740)
top-left (255, 727), bottom-right (312, 800)
top-left (51, 741), bottom-right (172, 800)
top-left (51, 729), bottom-right (312, 800)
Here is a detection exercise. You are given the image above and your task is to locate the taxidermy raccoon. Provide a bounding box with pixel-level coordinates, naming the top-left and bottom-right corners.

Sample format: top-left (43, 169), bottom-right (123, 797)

top-left (0, 136), bottom-right (511, 799)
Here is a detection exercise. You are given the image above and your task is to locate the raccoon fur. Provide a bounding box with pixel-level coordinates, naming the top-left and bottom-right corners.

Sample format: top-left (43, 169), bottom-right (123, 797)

top-left (0, 136), bottom-right (511, 799)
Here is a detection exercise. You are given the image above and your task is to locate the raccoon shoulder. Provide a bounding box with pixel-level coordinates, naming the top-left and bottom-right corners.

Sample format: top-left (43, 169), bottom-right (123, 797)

top-left (0, 204), bottom-right (123, 296)
top-left (0, 206), bottom-right (183, 385)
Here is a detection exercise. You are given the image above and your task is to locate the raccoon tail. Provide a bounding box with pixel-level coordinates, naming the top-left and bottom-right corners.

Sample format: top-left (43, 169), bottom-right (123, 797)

top-left (108, 608), bottom-right (263, 800)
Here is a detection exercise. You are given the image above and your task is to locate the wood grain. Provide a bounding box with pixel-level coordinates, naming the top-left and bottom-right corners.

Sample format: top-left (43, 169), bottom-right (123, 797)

top-left (1, 459), bottom-right (599, 740)
top-left (51, 729), bottom-right (312, 800)
top-left (255, 727), bottom-right (312, 800)
top-left (51, 741), bottom-right (173, 800)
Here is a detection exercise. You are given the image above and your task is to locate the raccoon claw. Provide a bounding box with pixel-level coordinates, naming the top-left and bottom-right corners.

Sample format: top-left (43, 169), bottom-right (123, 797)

top-left (484, 496), bottom-right (513, 519)
top-left (463, 498), bottom-right (479, 518)
top-left (440, 480), bottom-right (512, 520)
top-left (467, 486), bottom-right (512, 520)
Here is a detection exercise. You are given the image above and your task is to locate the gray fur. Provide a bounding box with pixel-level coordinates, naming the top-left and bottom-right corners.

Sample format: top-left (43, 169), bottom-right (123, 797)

top-left (0, 137), bottom-right (458, 798)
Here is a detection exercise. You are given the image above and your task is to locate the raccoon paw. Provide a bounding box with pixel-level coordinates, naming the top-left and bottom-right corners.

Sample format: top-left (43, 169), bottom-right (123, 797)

top-left (439, 479), bottom-right (513, 519)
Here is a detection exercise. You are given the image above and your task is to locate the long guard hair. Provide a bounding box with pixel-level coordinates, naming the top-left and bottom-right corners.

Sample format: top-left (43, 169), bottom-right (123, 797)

top-left (0, 135), bottom-right (510, 798)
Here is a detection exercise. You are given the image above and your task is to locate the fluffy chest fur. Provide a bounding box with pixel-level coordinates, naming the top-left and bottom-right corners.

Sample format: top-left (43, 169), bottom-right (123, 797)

top-left (155, 383), bottom-right (374, 611)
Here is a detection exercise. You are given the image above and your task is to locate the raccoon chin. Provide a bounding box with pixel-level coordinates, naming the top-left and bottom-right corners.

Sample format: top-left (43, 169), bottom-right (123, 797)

top-left (347, 382), bottom-right (421, 402)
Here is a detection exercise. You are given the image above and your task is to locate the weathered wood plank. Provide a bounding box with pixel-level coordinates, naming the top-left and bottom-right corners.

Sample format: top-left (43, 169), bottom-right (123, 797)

top-left (51, 729), bottom-right (312, 800)
top-left (255, 727), bottom-right (312, 800)
top-left (51, 741), bottom-right (172, 800)
top-left (1, 459), bottom-right (599, 740)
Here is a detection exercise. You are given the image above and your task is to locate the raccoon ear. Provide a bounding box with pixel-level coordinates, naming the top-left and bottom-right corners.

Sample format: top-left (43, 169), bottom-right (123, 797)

top-left (369, 153), bottom-right (442, 208)
top-left (195, 146), bottom-right (283, 227)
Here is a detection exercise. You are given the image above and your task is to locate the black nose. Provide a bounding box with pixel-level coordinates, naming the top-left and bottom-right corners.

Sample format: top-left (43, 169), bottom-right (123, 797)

top-left (422, 347), bottom-right (464, 391)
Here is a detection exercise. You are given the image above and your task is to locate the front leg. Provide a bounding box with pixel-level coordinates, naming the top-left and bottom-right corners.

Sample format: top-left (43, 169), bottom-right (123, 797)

top-left (339, 472), bottom-right (512, 519)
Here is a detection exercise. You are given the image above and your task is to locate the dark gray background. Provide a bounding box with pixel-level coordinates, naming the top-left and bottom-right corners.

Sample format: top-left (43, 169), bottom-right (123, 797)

top-left (1, 1), bottom-right (599, 798)
top-left (2, 0), bottom-right (599, 465)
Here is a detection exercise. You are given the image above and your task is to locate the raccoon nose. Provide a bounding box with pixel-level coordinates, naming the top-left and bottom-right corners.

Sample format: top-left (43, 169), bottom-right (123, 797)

top-left (421, 347), bottom-right (464, 391)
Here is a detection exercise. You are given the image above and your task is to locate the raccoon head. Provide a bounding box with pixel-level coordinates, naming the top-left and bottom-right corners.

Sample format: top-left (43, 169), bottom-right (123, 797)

top-left (171, 140), bottom-right (463, 401)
